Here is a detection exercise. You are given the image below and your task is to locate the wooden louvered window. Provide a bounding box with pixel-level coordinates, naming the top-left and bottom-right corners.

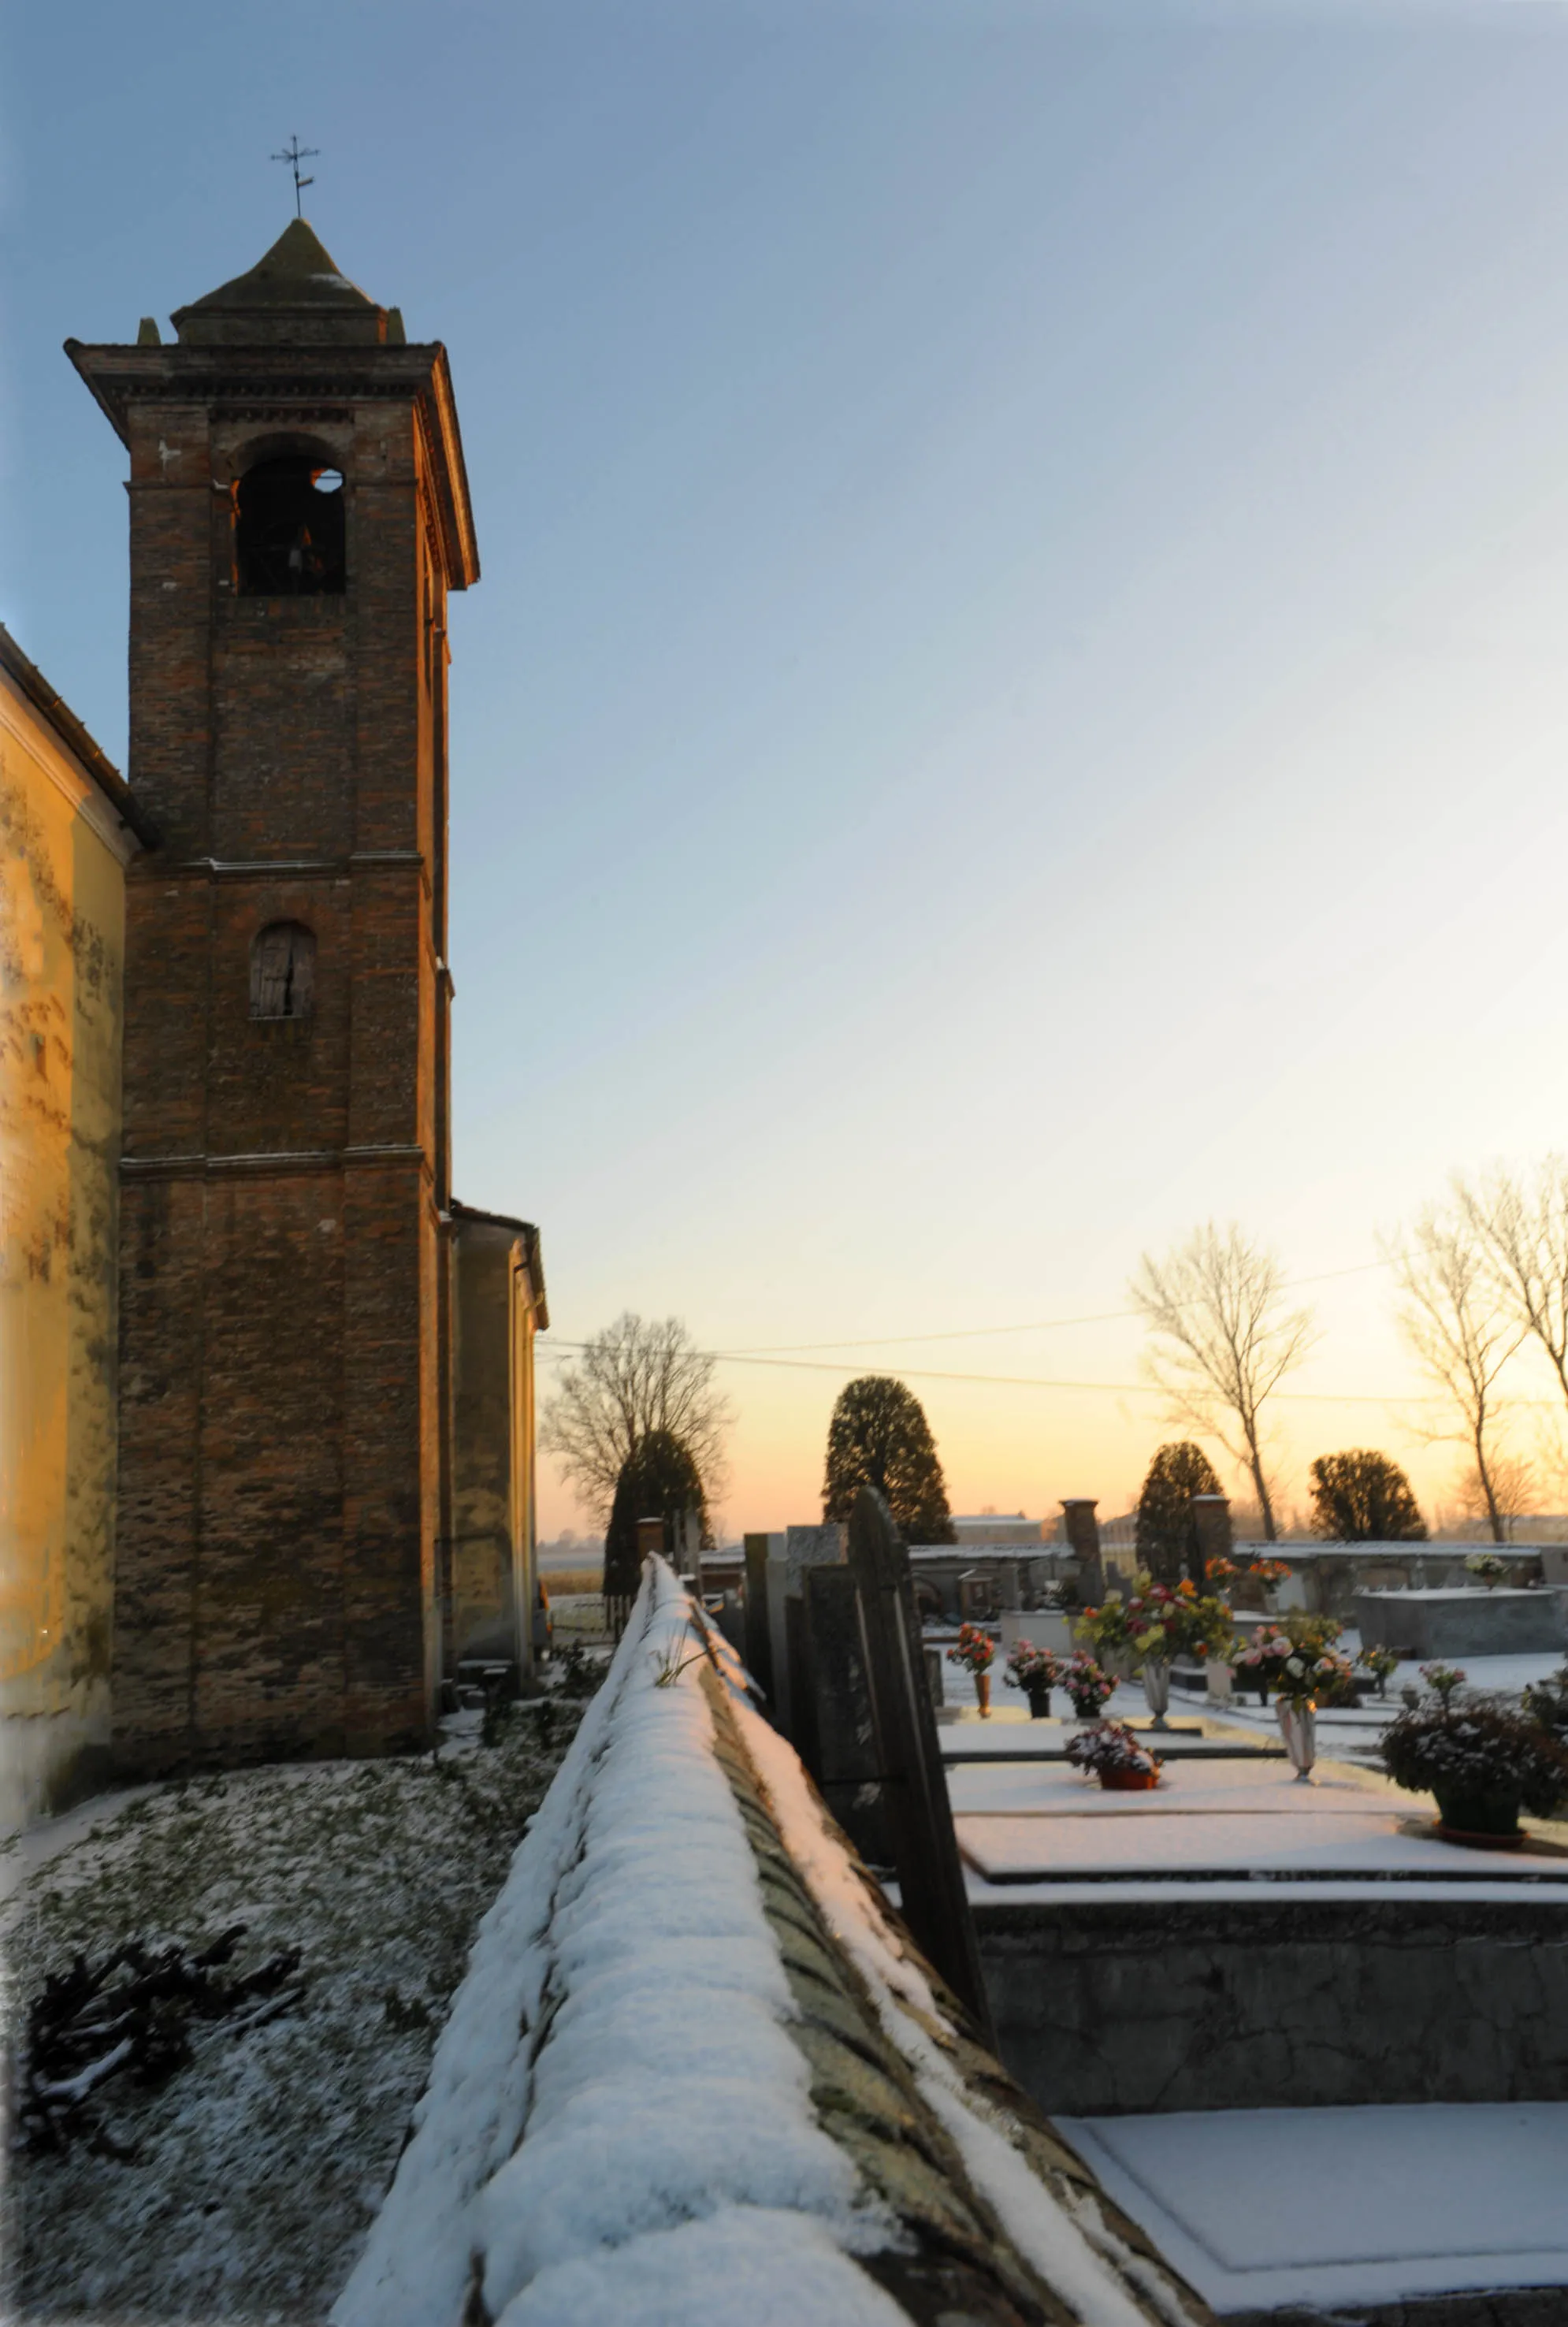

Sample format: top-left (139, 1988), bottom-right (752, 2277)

top-left (251, 922), bottom-right (315, 1020)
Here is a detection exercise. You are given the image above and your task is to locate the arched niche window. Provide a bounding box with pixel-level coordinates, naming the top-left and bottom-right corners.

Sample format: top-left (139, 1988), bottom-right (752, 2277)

top-left (251, 922), bottom-right (315, 1020)
top-left (236, 457), bottom-right (346, 596)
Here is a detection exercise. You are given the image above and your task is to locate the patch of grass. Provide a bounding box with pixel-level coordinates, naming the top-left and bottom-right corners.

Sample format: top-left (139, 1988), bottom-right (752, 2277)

top-left (5, 1706), bottom-right (589, 2325)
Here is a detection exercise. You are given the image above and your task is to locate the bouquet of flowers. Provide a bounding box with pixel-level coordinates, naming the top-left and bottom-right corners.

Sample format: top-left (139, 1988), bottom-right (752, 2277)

top-left (946, 1623), bottom-right (994, 1677)
top-left (1203, 1556), bottom-right (1239, 1585)
top-left (1271, 1647), bottom-right (1356, 1708)
top-left (1356, 1642), bottom-right (1401, 1697)
top-left (1065, 1720), bottom-right (1161, 1779)
top-left (1419, 1660), bottom-right (1466, 1708)
top-left (1235, 1623), bottom-right (1294, 1699)
top-left (1005, 1641), bottom-right (1060, 1689)
top-left (1248, 1557), bottom-right (1292, 1589)
top-left (1076, 1575), bottom-right (1235, 1669)
top-left (1061, 1651), bottom-right (1116, 1718)
top-left (1464, 1551), bottom-right (1509, 1589)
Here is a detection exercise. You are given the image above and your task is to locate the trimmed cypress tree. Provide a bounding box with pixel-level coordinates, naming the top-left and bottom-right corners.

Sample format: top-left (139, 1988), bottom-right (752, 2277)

top-left (1308, 1450), bottom-right (1428, 1543)
top-left (1135, 1441), bottom-right (1223, 1585)
top-left (822, 1377), bottom-right (955, 1545)
top-left (603, 1429), bottom-right (709, 1600)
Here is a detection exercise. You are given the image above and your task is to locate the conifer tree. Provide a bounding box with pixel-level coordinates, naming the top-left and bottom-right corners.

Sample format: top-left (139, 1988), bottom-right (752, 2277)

top-left (1308, 1450), bottom-right (1428, 1543)
top-left (823, 1377), bottom-right (955, 1545)
top-left (1135, 1440), bottom-right (1222, 1585)
top-left (603, 1429), bottom-right (710, 1600)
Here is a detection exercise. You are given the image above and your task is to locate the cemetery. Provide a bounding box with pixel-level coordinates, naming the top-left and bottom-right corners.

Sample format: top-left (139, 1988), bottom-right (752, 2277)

top-left (715, 1489), bottom-right (1568, 2322)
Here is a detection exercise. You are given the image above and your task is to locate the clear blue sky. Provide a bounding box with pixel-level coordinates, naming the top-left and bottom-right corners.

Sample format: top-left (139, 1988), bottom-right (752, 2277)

top-left (9, 2), bottom-right (1568, 1533)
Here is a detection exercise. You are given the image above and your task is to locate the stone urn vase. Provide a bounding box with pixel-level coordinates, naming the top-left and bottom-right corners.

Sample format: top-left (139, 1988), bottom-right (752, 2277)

top-left (1024, 1682), bottom-right (1053, 1720)
top-left (1140, 1658), bottom-right (1172, 1731)
top-left (1276, 1699), bottom-right (1316, 1781)
top-left (975, 1672), bottom-right (991, 1719)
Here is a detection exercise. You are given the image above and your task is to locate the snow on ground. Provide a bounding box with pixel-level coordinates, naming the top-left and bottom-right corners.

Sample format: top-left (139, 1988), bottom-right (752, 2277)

top-left (946, 1740), bottom-right (1568, 1882)
top-left (1057, 2104), bottom-right (1568, 2313)
top-left (4, 1693), bottom-right (590, 2325)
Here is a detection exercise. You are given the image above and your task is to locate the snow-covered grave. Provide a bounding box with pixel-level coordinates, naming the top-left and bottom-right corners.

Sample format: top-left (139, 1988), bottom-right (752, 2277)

top-left (947, 1751), bottom-right (1568, 1889)
top-left (336, 1561), bottom-right (1213, 2327)
top-left (1057, 2103), bottom-right (1568, 2315)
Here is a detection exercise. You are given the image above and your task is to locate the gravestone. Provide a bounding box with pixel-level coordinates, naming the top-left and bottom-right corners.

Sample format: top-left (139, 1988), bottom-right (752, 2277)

top-left (1060, 1500), bottom-right (1103, 1604)
top-left (802, 1488), bottom-right (994, 2042)
top-left (1190, 1493), bottom-right (1232, 1589)
top-left (742, 1532), bottom-right (782, 1700)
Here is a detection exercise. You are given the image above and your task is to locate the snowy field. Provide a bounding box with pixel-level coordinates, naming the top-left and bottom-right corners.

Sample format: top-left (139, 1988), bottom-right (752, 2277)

top-left (2, 1693), bottom-right (592, 2325)
top-left (1058, 2104), bottom-right (1568, 2314)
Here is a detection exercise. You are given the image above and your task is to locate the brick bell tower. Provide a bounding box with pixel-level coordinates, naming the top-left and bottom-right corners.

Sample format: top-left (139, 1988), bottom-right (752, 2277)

top-left (68, 220), bottom-right (478, 1771)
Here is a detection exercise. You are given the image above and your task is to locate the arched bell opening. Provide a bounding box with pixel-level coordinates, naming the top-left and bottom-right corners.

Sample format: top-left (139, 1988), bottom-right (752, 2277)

top-left (236, 457), bottom-right (346, 595)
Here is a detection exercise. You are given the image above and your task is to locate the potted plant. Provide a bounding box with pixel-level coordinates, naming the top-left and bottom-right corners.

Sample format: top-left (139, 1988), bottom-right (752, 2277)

top-left (1464, 1550), bottom-right (1509, 1590)
top-left (1419, 1661), bottom-right (1466, 1708)
top-left (947, 1622), bottom-right (996, 1716)
top-left (1270, 1646), bottom-right (1357, 1780)
top-left (1380, 1700), bottom-right (1568, 1844)
top-left (1355, 1642), bottom-right (1400, 1700)
top-left (1066, 1719), bottom-right (1163, 1791)
top-left (1523, 1663), bottom-right (1568, 1742)
top-left (1005, 1640), bottom-right (1060, 1719)
top-left (1061, 1651), bottom-right (1117, 1721)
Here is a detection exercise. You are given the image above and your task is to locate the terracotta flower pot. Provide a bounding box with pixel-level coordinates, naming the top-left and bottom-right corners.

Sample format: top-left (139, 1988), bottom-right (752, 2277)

top-left (1099, 1766), bottom-right (1159, 1791)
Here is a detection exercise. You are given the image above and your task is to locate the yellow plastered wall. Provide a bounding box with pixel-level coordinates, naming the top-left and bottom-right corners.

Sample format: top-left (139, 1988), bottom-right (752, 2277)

top-left (0, 666), bottom-right (132, 1827)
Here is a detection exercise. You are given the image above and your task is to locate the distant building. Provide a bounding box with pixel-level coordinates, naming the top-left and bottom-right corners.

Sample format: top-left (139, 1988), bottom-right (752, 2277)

top-left (949, 1513), bottom-right (1045, 1548)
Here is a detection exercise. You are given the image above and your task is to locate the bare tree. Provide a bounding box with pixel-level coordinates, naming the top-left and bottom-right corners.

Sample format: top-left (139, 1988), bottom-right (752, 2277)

top-left (1387, 1205), bottom-right (1525, 1545)
top-left (1128, 1222), bottom-right (1315, 1541)
top-left (1450, 1452), bottom-right (1536, 1537)
top-left (540, 1313), bottom-right (733, 1525)
top-left (1456, 1157), bottom-right (1568, 1412)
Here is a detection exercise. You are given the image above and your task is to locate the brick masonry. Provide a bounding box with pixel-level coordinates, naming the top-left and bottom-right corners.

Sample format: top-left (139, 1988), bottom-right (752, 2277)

top-left (69, 226), bottom-right (479, 1771)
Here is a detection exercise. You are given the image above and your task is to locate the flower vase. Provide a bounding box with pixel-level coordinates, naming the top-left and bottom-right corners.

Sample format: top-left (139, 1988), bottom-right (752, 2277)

top-left (975, 1672), bottom-right (991, 1719)
top-left (1141, 1659), bottom-right (1172, 1731)
top-left (1024, 1685), bottom-right (1052, 1721)
top-left (1276, 1698), bottom-right (1316, 1781)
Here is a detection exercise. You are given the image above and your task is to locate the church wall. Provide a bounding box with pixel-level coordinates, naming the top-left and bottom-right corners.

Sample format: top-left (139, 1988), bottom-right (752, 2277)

top-left (448, 1212), bottom-right (544, 1684)
top-left (0, 664), bottom-right (134, 1826)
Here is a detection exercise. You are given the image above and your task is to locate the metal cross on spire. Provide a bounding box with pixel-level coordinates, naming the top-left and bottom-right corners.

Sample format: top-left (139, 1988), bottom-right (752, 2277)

top-left (271, 136), bottom-right (319, 217)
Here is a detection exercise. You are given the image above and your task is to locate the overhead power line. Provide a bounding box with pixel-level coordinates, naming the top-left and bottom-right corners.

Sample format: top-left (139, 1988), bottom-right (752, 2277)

top-left (715, 1259), bottom-right (1391, 1355)
top-left (537, 1335), bottom-right (1558, 1410)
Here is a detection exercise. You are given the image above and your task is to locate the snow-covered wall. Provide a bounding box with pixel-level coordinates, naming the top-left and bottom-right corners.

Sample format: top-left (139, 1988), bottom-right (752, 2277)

top-left (335, 1563), bottom-right (1214, 2327)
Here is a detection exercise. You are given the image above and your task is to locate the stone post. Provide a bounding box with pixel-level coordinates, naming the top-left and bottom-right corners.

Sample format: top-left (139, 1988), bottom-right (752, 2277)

top-left (1060, 1500), bottom-right (1103, 1604)
top-left (1189, 1495), bottom-right (1232, 1589)
top-left (742, 1533), bottom-right (778, 1700)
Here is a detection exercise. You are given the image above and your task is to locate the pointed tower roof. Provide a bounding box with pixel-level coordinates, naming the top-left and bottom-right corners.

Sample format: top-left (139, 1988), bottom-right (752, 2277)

top-left (171, 219), bottom-right (388, 346)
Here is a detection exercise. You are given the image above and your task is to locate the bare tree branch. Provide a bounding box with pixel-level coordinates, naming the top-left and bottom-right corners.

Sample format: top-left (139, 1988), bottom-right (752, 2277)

top-left (1128, 1221), bottom-right (1316, 1541)
top-left (539, 1314), bottom-right (734, 1526)
top-left (1385, 1204), bottom-right (1525, 1546)
top-left (1455, 1156), bottom-right (1568, 1412)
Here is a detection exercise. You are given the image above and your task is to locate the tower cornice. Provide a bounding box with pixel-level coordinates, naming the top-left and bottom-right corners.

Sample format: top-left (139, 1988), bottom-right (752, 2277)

top-left (64, 337), bottom-right (480, 590)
